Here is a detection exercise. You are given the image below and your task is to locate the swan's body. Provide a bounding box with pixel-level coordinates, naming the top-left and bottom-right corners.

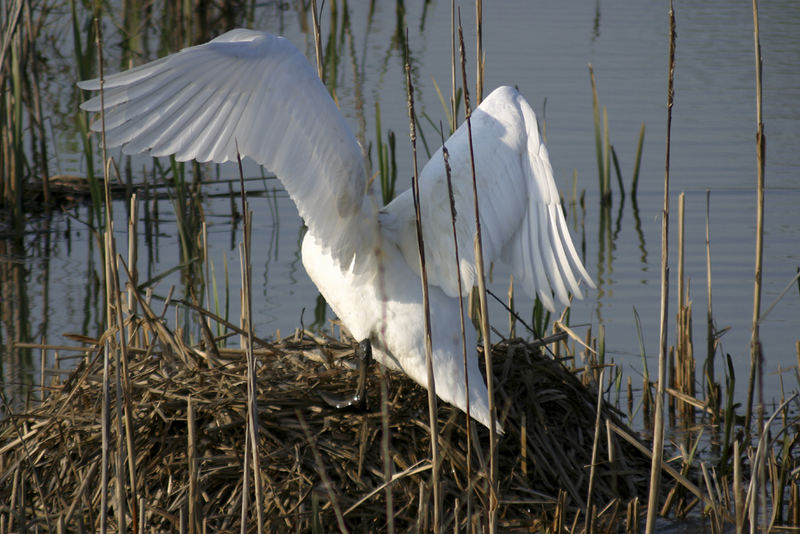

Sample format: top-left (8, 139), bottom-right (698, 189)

top-left (79, 29), bottom-right (594, 430)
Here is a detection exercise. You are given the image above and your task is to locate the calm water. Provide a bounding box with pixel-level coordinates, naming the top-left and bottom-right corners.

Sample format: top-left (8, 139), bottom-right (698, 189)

top-left (2, 1), bottom-right (799, 423)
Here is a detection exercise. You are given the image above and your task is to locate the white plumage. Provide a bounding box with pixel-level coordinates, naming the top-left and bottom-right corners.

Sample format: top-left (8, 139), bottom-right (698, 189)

top-left (79, 29), bottom-right (594, 430)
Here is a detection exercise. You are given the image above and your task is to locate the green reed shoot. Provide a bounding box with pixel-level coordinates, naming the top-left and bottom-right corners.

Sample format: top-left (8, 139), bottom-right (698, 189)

top-left (431, 77), bottom-right (463, 136)
top-left (374, 101), bottom-right (398, 205)
top-left (531, 296), bottom-right (552, 340)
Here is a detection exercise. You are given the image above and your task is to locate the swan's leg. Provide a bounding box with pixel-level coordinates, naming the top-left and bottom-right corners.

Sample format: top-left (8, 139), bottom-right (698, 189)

top-left (319, 339), bottom-right (372, 411)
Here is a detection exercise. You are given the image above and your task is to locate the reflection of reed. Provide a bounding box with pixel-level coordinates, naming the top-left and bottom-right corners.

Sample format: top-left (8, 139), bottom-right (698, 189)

top-left (631, 195), bottom-right (648, 266)
top-left (0, 237), bottom-right (32, 413)
top-left (594, 203), bottom-right (612, 324)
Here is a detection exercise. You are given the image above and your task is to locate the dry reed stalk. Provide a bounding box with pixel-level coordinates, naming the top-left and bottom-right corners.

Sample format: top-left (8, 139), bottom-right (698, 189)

top-left (90, 17), bottom-right (118, 532)
top-left (0, 390), bottom-right (52, 532)
top-left (128, 195), bottom-right (139, 318)
top-left (310, 0), bottom-right (324, 83)
top-left (677, 192), bottom-right (684, 319)
top-left (585, 369), bottom-right (605, 533)
top-left (404, 55), bottom-right (440, 533)
top-left (734, 439), bottom-right (745, 533)
top-left (475, 0), bottom-right (483, 104)
top-left (236, 149), bottom-right (265, 534)
top-left (508, 276), bottom-right (516, 338)
top-left (457, 16), bottom-right (498, 534)
top-left (676, 193), bottom-right (695, 422)
top-left (645, 3), bottom-right (676, 532)
top-left (745, 0), bottom-right (766, 442)
top-left (704, 191), bottom-right (717, 399)
top-left (701, 462), bottom-right (724, 533)
top-left (439, 129), bottom-right (473, 521)
top-left (748, 1), bottom-right (767, 529)
top-left (450, 0), bottom-right (457, 133)
top-left (187, 397), bottom-right (199, 534)
top-left (745, 394), bottom-right (799, 531)
top-left (297, 410), bottom-right (350, 534)
top-left (380, 377), bottom-right (395, 534)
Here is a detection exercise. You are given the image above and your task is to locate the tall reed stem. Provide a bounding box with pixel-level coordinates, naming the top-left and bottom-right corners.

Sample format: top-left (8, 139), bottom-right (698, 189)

top-left (645, 3), bottom-right (675, 532)
top-left (405, 54), bottom-right (440, 534)
top-left (458, 13), bottom-right (497, 533)
top-left (91, 15), bottom-right (113, 533)
top-left (475, 0), bottom-right (483, 104)
top-left (439, 125), bottom-right (472, 522)
top-left (746, 0), bottom-right (767, 528)
top-left (237, 148), bottom-right (265, 534)
top-left (744, 0), bottom-right (765, 441)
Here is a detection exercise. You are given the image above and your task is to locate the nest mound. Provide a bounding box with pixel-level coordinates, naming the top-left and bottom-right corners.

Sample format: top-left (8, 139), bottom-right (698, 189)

top-left (0, 327), bottom-right (655, 532)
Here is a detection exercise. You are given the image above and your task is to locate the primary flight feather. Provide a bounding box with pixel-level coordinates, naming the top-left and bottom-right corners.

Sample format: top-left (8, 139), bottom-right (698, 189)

top-left (79, 29), bottom-right (594, 430)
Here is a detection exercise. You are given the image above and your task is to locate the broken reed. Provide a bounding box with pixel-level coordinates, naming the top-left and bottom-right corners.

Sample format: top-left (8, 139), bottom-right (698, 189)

top-left (671, 192), bottom-right (695, 424)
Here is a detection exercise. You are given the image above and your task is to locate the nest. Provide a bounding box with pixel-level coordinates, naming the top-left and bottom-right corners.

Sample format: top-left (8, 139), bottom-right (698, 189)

top-left (0, 320), bottom-right (656, 532)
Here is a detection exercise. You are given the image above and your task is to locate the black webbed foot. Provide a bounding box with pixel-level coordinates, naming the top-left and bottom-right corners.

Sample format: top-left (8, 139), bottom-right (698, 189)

top-left (319, 339), bottom-right (373, 412)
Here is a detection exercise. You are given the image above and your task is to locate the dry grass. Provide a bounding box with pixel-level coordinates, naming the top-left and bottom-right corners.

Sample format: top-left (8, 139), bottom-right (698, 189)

top-left (0, 311), bottom-right (654, 532)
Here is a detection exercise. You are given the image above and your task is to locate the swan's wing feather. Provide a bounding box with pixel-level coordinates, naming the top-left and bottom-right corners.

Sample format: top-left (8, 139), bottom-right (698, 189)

top-left (79, 29), bottom-right (374, 263)
top-left (383, 86), bottom-right (593, 311)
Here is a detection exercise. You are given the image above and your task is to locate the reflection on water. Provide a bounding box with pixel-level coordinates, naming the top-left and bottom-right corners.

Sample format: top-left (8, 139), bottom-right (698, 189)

top-left (1, 1), bottom-right (799, 439)
top-left (0, 238), bottom-right (32, 415)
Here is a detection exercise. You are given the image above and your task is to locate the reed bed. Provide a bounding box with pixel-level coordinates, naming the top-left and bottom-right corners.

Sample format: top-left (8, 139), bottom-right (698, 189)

top-left (0, 311), bottom-right (656, 532)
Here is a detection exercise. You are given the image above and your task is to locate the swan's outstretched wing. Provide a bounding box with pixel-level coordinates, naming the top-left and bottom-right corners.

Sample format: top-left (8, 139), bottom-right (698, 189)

top-left (383, 86), bottom-right (594, 311)
top-left (79, 29), bottom-right (375, 264)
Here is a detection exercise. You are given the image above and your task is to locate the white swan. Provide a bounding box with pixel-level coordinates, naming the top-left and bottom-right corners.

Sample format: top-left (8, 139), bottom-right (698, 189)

top-left (78, 29), bottom-right (594, 430)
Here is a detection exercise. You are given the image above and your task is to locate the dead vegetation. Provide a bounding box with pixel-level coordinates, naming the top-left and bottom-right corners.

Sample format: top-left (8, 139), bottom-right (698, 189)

top-left (0, 316), bottom-right (656, 532)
